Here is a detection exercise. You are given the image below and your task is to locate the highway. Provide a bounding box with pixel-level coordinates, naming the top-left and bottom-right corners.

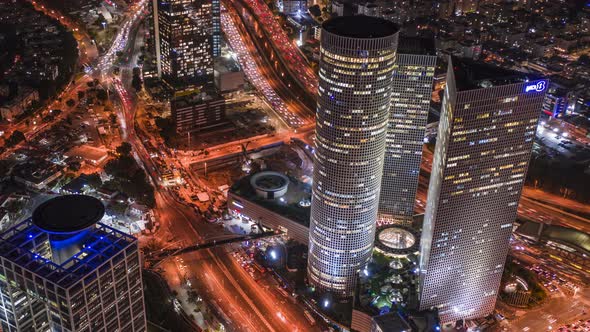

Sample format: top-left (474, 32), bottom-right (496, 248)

top-left (221, 2), bottom-right (313, 128)
top-left (102, 7), bottom-right (321, 330)
top-left (236, 0), bottom-right (318, 96)
top-left (27, 0), bottom-right (590, 330)
top-left (418, 147), bottom-right (590, 234)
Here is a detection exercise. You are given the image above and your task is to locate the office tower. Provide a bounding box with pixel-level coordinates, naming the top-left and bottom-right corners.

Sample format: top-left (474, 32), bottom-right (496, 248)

top-left (152, 0), bottom-right (215, 87)
top-left (418, 57), bottom-right (546, 322)
top-left (308, 16), bottom-right (399, 296)
top-left (171, 92), bottom-right (227, 134)
top-left (212, 0), bottom-right (221, 57)
top-left (379, 37), bottom-right (436, 223)
top-left (0, 195), bottom-right (146, 332)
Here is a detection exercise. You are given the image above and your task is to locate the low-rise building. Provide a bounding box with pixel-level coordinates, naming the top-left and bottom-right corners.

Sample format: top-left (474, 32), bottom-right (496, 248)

top-left (0, 88), bottom-right (39, 122)
top-left (65, 145), bottom-right (109, 165)
top-left (277, 0), bottom-right (307, 14)
top-left (214, 55), bottom-right (245, 92)
top-left (12, 160), bottom-right (63, 190)
top-left (228, 172), bottom-right (311, 245)
top-left (171, 92), bottom-right (227, 134)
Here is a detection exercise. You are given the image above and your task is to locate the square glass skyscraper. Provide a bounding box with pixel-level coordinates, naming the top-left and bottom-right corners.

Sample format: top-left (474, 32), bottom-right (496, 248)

top-left (419, 57), bottom-right (547, 322)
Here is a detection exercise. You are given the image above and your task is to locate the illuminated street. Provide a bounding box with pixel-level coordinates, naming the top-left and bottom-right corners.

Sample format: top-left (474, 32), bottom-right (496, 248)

top-left (1, 0), bottom-right (590, 332)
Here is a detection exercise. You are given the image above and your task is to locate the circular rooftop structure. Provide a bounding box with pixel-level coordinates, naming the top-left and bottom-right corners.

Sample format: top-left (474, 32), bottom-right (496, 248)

top-left (32, 195), bottom-right (105, 234)
top-left (374, 225), bottom-right (419, 257)
top-left (250, 171), bottom-right (290, 199)
top-left (322, 16), bottom-right (398, 39)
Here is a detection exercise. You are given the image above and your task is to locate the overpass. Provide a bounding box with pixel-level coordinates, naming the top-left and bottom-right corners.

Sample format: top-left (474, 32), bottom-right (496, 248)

top-left (145, 230), bottom-right (280, 267)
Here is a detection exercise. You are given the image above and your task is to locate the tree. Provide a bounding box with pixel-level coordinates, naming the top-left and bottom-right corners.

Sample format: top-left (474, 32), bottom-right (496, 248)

top-left (155, 117), bottom-right (175, 143)
top-left (95, 13), bottom-right (107, 27)
top-left (66, 99), bottom-right (75, 107)
top-left (131, 74), bottom-right (142, 91)
top-left (96, 89), bottom-right (108, 101)
top-left (116, 142), bottom-right (133, 156)
top-left (86, 173), bottom-right (102, 188)
top-left (68, 161), bottom-right (81, 171)
top-left (109, 202), bottom-right (127, 216)
top-left (29, 100), bottom-right (40, 110)
top-left (4, 199), bottom-right (25, 221)
top-left (5, 130), bottom-right (25, 147)
top-left (578, 54), bottom-right (590, 66)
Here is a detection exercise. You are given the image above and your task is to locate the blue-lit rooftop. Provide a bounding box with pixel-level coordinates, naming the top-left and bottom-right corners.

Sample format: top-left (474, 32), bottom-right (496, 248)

top-left (0, 219), bottom-right (136, 288)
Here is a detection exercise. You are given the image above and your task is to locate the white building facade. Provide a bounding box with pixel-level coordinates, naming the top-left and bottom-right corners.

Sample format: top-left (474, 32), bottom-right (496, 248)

top-left (379, 37), bottom-right (437, 223)
top-left (308, 16), bottom-right (399, 296)
top-left (419, 57), bottom-right (547, 322)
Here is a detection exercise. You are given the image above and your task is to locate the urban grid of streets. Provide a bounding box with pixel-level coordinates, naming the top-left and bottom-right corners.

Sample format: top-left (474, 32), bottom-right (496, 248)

top-left (17, 0), bottom-right (590, 331)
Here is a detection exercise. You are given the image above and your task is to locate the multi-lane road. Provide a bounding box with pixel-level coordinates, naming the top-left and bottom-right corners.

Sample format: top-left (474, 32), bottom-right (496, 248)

top-left (28, 0), bottom-right (590, 331)
top-left (102, 5), bottom-right (321, 330)
top-left (419, 147), bottom-right (590, 234)
top-left (221, 1), bottom-right (314, 128)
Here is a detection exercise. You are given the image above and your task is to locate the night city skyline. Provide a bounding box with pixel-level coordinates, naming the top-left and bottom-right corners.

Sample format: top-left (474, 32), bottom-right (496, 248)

top-left (1, 0), bottom-right (590, 331)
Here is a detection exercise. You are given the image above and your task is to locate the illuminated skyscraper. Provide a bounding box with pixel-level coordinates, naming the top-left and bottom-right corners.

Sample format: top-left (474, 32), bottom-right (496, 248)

top-left (152, 0), bottom-right (215, 87)
top-left (418, 57), bottom-right (546, 322)
top-left (212, 0), bottom-right (221, 57)
top-left (308, 16), bottom-right (399, 296)
top-left (379, 37), bottom-right (436, 223)
top-left (0, 195), bottom-right (145, 332)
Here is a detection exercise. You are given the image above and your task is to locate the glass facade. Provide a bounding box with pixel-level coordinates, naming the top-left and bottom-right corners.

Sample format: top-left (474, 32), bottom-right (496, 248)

top-left (418, 58), bottom-right (546, 322)
top-left (308, 18), bottom-right (399, 296)
top-left (379, 38), bottom-right (437, 224)
top-left (0, 220), bottom-right (145, 332)
top-left (152, 0), bottom-right (215, 87)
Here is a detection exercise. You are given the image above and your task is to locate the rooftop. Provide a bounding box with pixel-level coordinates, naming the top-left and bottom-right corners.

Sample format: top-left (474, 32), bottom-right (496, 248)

top-left (398, 36), bottom-right (436, 56)
top-left (451, 57), bottom-right (543, 92)
top-left (374, 224), bottom-right (420, 256)
top-left (322, 16), bottom-right (398, 39)
top-left (0, 219), bottom-right (136, 288)
top-left (230, 173), bottom-right (311, 226)
top-left (32, 195), bottom-right (104, 234)
top-left (372, 312), bottom-right (412, 331)
top-left (64, 145), bottom-right (109, 163)
top-left (61, 174), bottom-right (90, 194)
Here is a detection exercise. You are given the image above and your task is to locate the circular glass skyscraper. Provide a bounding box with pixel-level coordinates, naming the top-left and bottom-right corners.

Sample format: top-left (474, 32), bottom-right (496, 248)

top-left (308, 16), bottom-right (399, 296)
